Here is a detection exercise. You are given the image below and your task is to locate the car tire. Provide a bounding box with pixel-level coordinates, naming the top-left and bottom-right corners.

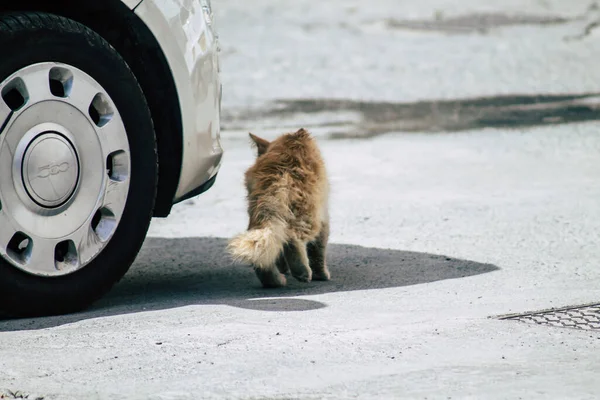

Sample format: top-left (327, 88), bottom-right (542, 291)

top-left (0, 12), bottom-right (157, 317)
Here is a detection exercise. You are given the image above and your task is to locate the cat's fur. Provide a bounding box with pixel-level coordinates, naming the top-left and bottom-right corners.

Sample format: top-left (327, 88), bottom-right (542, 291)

top-left (228, 128), bottom-right (331, 287)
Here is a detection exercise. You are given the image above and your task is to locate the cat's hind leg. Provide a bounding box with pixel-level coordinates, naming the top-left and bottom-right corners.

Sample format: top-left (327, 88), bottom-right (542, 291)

top-left (276, 249), bottom-right (290, 275)
top-left (284, 240), bottom-right (312, 283)
top-left (308, 221), bottom-right (331, 281)
top-left (254, 264), bottom-right (287, 288)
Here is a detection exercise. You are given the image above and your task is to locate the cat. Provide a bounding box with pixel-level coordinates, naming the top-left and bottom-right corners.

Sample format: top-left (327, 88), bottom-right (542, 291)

top-left (228, 128), bottom-right (331, 288)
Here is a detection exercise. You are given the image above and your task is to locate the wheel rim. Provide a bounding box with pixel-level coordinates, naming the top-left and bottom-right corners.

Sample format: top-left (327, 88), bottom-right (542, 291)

top-left (0, 62), bottom-right (131, 277)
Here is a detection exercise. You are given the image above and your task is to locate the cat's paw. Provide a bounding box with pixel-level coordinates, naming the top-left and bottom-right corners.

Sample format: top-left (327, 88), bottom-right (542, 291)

top-left (312, 268), bottom-right (331, 281)
top-left (255, 267), bottom-right (287, 288)
top-left (291, 268), bottom-right (312, 283)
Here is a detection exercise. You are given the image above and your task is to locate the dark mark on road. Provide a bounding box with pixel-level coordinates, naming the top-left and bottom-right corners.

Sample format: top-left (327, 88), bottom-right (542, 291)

top-left (0, 390), bottom-right (44, 400)
top-left (385, 12), bottom-right (572, 34)
top-left (565, 2), bottom-right (600, 41)
top-left (223, 93), bottom-right (600, 139)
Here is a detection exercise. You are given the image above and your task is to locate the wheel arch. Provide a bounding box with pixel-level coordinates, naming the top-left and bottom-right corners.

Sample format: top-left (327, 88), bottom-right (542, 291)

top-left (0, 0), bottom-right (182, 217)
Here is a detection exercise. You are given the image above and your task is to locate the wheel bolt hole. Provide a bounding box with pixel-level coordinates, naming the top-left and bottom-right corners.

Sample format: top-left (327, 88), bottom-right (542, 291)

top-left (92, 208), bottom-right (116, 242)
top-left (89, 103), bottom-right (101, 126)
top-left (107, 150), bottom-right (129, 182)
top-left (54, 240), bottom-right (78, 270)
top-left (3, 89), bottom-right (24, 110)
top-left (89, 93), bottom-right (114, 127)
top-left (49, 79), bottom-right (65, 97)
top-left (91, 209), bottom-right (102, 232)
top-left (55, 241), bottom-right (68, 262)
top-left (7, 232), bottom-right (33, 264)
top-left (1, 77), bottom-right (28, 111)
top-left (49, 67), bottom-right (73, 98)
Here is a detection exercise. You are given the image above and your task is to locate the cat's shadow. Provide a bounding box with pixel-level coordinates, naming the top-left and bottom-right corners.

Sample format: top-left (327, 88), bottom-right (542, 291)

top-left (0, 237), bottom-right (498, 331)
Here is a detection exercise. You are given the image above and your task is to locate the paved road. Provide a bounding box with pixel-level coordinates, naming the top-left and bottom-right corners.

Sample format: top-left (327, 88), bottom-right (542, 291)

top-left (2, 0), bottom-right (600, 399)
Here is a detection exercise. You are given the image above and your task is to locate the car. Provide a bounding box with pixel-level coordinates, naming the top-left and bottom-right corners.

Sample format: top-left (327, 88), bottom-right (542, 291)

top-left (0, 0), bottom-right (223, 317)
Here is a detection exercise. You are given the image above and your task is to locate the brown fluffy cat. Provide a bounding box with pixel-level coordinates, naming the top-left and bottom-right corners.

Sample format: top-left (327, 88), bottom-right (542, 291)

top-left (228, 128), bottom-right (331, 288)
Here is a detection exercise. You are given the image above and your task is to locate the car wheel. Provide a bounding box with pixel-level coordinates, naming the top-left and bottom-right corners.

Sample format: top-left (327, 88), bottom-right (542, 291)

top-left (0, 13), bottom-right (157, 317)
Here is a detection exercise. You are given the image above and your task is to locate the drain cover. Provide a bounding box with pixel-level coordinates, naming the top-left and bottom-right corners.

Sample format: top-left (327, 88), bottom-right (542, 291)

top-left (498, 303), bottom-right (600, 331)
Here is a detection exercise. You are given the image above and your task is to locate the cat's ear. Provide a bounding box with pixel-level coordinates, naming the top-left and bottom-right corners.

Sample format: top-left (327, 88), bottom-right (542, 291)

top-left (249, 133), bottom-right (270, 156)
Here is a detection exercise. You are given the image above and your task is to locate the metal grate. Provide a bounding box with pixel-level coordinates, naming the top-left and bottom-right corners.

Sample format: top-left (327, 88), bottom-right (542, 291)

top-left (498, 303), bottom-right (600, 331)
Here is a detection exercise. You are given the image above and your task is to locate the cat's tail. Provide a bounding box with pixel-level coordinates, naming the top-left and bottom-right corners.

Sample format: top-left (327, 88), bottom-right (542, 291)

top-left (227, 219), bottom-right (287, 269)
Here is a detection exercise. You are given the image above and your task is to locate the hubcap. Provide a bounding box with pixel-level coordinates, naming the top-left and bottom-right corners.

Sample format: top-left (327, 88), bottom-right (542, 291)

top-left (0, 62), bottom-right (131, 277)
top-left (22, 132), bottom-right (80, 208)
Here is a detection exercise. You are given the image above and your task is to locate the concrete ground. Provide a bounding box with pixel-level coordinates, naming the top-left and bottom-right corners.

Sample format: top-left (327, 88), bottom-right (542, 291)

top-left (2, 0), bottom-right (600, 399)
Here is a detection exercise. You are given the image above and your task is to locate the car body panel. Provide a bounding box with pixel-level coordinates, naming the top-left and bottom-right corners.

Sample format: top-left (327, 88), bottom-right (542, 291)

top-left (135, 0), bottom-right (223, 202)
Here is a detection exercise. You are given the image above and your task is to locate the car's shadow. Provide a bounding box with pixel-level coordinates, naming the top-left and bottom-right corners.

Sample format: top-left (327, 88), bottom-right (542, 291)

top-left (0, 237), bottom-right (499, 331)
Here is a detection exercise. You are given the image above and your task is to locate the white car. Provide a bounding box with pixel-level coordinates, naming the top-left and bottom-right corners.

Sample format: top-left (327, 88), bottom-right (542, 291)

top-left (0, 0), bottom-right (223, 317)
